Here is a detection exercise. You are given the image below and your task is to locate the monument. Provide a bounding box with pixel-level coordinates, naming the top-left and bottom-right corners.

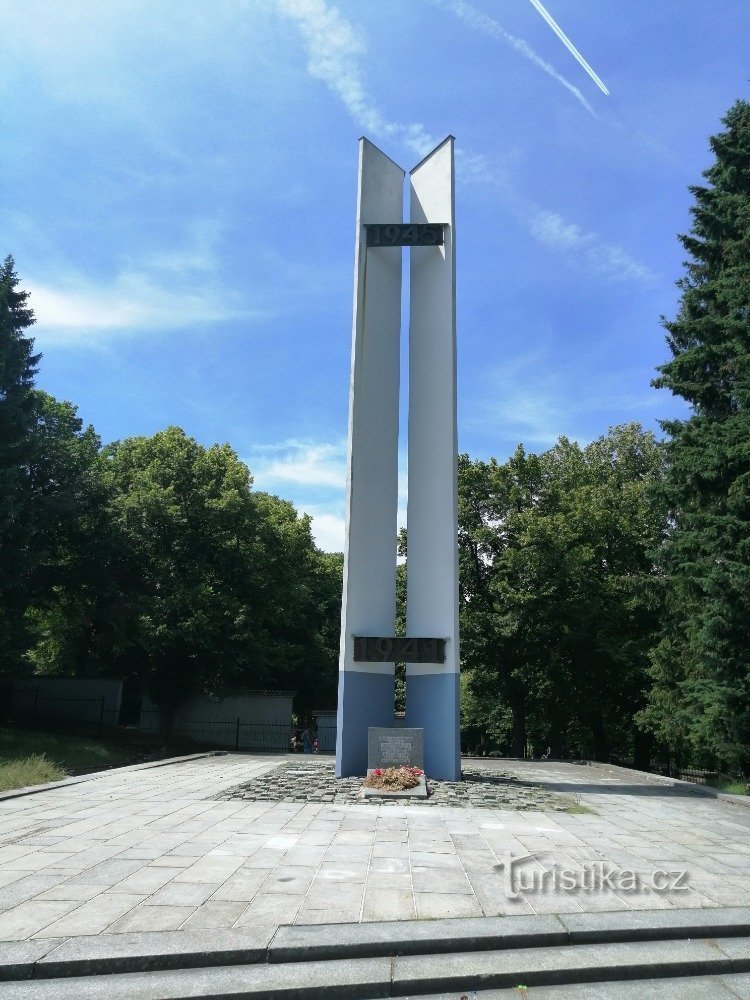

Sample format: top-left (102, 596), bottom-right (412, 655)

top-left (335, 136), bottom-right (461, 781)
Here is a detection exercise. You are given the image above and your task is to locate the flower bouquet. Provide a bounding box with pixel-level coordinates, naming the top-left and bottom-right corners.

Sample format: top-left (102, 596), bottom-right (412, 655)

top-left (363, 765), bottom-right (423, 791)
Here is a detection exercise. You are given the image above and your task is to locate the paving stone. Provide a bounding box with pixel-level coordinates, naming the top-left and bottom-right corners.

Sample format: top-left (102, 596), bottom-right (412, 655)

top-left (421, 974), bottom-right (750, 999)
top-left (216, 762), bottom-right (577, 810)
top-left (145, 881), bottom-right (220, 907)
top-left (559, 905), bottom-right (750, 942)
top-left (106, 904), bottom-right (196, 933)
top-left (211, 869), bottom-right (270, 901)
top-left (0, 955), bottom-right (392, 999)
top-left (32, 893), bottom-right (146, 938)
top-left (270, 913), bottom-right (566, 962)
top-left (35, 927), bottom-right (275, 977)
top-left (180, 900), bottom-right (248, 929)
top-left (392, 937), bottom-right (736, 994)
top-left (233, 892), bottom-right (301, 927)
top-left (0, 899), bottom-right (80, 940)
top-left (361, 887), bottom-right (414, 921)
top-left (413, 892), bottom-right (483, 919)
top-left (0, 939), bottom-right (62, 980)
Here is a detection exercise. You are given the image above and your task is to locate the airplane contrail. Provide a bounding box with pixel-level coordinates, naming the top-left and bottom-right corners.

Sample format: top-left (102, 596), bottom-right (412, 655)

top-left (527, 0), bottom-right (609, 96)
top-left (436, 0), bottom-right (596, 116)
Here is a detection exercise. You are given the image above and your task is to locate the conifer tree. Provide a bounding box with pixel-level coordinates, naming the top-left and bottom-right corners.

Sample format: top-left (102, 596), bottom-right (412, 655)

top-left (646, 100), bottom-right (750, 768)
top-left (0, 256), bottom-right (40, 673)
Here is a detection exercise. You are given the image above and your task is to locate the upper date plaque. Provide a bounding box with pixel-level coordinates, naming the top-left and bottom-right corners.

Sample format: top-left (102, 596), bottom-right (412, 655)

top-left (366, 223), bottom-right (445, 247)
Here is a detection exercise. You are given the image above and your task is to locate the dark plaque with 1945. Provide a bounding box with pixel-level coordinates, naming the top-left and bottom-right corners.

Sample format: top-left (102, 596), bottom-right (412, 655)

top-left (365, 223), bottom-right (445, 247)
top-left (353, 636), bottom-right (446, 664)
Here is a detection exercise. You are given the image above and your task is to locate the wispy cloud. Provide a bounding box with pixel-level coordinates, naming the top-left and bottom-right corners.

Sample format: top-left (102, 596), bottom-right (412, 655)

top-left (529, 210), bottom-right (655, 283)
top-left (527, 0), bottom-right (609, 96)
top-left (24, 217), bottom-right (276, 341)
top-left (471, 350), bottom-right (660, 449)
top-left (248, 438), bottom-right (348, 490)
top-left (277, 0), bottom-right (437, 159)
top-left (27, 274), bottom-right (253, 339)
top-left (434, 0), bottom-right (597, 115)
top-left (247, 436), bottom-right (408, 553)
top-left (278, 0), bottom-right (651, 285)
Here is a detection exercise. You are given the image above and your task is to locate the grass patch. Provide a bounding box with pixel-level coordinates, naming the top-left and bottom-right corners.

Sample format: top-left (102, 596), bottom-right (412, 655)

top-left (713, 779), bottom-right (748, 796)
top-left (565, 801), bottom-right (594, 814)
top-left (0, 726), bottom-right (134, 791)
top-left (0, 754), bottom-right (66, 792)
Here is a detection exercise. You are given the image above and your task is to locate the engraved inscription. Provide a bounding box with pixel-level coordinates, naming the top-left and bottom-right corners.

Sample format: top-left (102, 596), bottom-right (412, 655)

top-left (379, 735), bottom-right (414, 766)
top-left (365, 223), bottom-right (445, 247)
top-left (353, 636), bottom-right (446, 663)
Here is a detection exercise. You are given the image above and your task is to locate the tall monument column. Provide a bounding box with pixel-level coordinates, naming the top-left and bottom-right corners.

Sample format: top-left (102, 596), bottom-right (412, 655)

top-left (405, 137), bottom-right (461, 780)
top-left (335, 139), bottom-right (404, 778)
top-left (335, 136), bottom-right (460, 781)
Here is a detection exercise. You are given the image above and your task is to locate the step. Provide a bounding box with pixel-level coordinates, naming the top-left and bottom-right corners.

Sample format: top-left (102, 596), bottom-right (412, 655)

top-left (3, 906), bottom-right (748, 981)
top-left (418, 972), bottom-right (750, 999)
top-left (1, 936), bottom-right (748, 999)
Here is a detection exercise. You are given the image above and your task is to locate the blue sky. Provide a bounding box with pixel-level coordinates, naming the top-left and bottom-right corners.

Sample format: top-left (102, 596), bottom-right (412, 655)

top-left (2, 0), bottom-right (748, 550)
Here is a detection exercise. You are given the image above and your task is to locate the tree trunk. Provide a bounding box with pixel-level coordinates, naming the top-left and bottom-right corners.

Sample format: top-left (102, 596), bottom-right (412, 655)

top-left (592, 710), bottom-right (608, 762)
top-left (634, 729), bottom-right (652, 772)
top-left (511, 702), bottom-right (526, 758)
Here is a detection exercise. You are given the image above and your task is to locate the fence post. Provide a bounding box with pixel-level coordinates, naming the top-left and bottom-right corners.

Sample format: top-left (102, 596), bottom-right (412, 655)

top-left (235, 717), bottom-right (241, 751)
top-left (99, 697), bottom-right (105, 735)
top-left (33, 685), bottom-right (40, 720)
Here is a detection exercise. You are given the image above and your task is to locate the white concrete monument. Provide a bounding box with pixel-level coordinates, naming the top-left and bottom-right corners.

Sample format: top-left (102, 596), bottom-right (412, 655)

top-left (335, 136), bottom-right (460, 781)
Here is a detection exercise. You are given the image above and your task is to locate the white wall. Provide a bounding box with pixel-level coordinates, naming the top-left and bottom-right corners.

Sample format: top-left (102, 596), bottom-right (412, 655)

top-left (139, 691), bottom-right (295, 750)
top-left (12, 677), bottom-right (123, 724)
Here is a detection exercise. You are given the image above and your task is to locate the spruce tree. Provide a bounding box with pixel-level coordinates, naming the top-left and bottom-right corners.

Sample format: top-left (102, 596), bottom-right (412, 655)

top-left (0, 256), bottom-right (40, 674)
top-left (649, 100), bottom-right (750, 768)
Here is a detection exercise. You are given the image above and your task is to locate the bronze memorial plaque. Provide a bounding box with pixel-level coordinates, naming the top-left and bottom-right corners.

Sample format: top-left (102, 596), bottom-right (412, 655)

top-left (353, 636), bottom-right (446, 663)
top-left (365, 223), bottom-right (445, 247)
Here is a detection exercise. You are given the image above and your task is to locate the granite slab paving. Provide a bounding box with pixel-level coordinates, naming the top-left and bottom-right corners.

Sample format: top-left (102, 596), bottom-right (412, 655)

top-left (0, 754), bottom-right (747, 948)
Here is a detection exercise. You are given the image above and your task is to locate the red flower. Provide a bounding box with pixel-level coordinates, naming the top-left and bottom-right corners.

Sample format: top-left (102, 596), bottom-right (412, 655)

top-left (374, 768), bottom-right (382, 775)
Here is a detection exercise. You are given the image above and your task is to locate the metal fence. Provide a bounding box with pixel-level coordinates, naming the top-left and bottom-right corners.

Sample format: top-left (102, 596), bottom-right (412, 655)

top-left (2, 688), bottom-right (338, 753)
top-left (6, 689), bottom-right (120, 732)
top-left (138, 711), bottom-right (336, 753)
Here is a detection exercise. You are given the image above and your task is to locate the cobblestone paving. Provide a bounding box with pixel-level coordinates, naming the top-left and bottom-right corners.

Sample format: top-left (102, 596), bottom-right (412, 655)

top-left (216, 760), bottom-right (575, 810)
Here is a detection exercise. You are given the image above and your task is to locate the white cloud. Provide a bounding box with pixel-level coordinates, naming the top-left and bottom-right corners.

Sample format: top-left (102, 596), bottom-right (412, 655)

top-left (278, 0), bottom-right (653, 285)
top-left (277, 0), bottom-right (438, 159)
top-left (247, 436), bottom-right (409, 553)
top-left (471, 350), bottom-right (659, 448)
top-left (27, 274), bottom-right (248, 336)
top-left (248, 438), bottom-right (348, 490)
top-left (530, 210), bottom-right (655, 283)
top-left (24, 217), bottom-right (274, 341)
top-left (306, 510), bottom-right (346, 552)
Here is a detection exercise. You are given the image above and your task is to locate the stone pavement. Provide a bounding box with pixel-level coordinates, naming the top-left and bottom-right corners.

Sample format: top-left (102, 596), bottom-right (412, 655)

top-left (0, 754), bottom-right (748, 945)
top-left (216, 759), bottom-right (575, 809)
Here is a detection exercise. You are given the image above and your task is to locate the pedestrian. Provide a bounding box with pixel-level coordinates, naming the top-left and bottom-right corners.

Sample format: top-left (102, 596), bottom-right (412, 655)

top-left (301, 727), bottom-right (312, 754)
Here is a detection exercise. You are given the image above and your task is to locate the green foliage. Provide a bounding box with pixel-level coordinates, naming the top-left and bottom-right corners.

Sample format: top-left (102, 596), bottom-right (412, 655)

top-left (643, 100), bottom-right (750, 770)
top-left (0, 256), bottom-right (40, 674)
top-left (458, 424), bottom-right (667, 761)
top-left (91, 428), bottom-right (341, 713)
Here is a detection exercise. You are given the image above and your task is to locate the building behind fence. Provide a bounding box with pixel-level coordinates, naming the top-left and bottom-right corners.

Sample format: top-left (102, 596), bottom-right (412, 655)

top-left (139, 690), bottom-right (303, 751)
top-left (4, 678), bottom-right (350, 756)
top-left (9, 677), bottom-right (123, 728)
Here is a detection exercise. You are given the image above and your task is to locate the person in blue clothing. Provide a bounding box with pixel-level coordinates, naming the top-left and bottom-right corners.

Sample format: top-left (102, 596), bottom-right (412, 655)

top-left (300, 727), bottom-right (312, 754)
